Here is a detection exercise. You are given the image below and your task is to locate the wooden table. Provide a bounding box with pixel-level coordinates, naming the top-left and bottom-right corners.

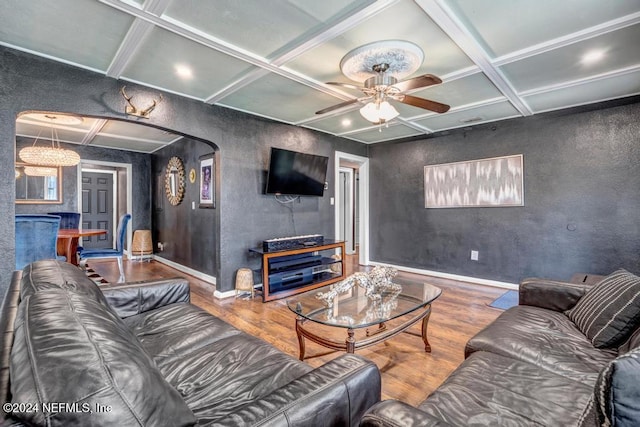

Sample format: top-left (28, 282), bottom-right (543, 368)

top-left (57, 229), bottom-right (107, 266)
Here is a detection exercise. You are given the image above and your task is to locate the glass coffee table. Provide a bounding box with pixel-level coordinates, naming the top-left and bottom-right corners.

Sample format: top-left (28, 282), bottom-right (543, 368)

top-left (286, 276), bottom-right (442, 360)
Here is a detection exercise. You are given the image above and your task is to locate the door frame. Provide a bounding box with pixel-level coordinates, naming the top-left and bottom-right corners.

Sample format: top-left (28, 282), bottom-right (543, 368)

top-left (76, 160), bottom-right (133, 255)
top-left (338, 167), bottom-right (355, 255)
top-left (334, 151), bottom-right (369, 266)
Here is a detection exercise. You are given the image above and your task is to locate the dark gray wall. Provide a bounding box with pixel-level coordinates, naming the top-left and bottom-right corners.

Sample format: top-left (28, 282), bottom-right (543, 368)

top-left (0, 46), bottom-right (367, 296)
top-left (15, 137), bottom-right (152, 232)
top-left (152, 137), bottom-right (219, 277)
top-left (370, 102), bottom-right (640, 283)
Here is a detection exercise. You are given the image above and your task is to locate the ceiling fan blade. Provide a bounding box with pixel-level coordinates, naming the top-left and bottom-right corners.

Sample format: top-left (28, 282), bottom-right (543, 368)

top-left (393, 74), bottom-right (443, 92)
top-left (315, 99), bottom-right (359, 115)
top-left (399, 94), bottom-right (450, 113)
top-left (326, 81), bottom-right (364, 91)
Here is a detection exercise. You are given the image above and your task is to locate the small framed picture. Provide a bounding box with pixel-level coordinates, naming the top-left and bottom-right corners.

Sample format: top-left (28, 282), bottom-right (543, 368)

top-left (199, 153), bottom-right (215, 209)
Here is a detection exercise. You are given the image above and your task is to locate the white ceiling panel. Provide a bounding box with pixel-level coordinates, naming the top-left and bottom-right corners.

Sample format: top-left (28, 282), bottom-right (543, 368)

top-left (395, 72), bottom-right (503, 118)
top-left (444, 0), bottom-right (640, 58)
top-left (304, 109), bottom-right (377, 134)
top-left (15, 122), bottom-right (88, 144)
top-left (285, 0), bottom-right (473, 84)
top-left (16, 114), bottom-right (181, 153)
top-left (524, 70), bottom-right (640, 113)
top-left (17, 114), bottom-right (102, 132)
top-left (219, 72), bottom-right (351, 123)
top-left (0, 0), bottom-right (133, 71)
top-left (414, 101), bottom-right (520, 131)
top-left (163, 0), bottom-right (374, 59)
top-left (500, 25), bottom-right (640, 93)
top-left (347, 123), bottom-right (423, 143)
top-left (4, 0), bottom-right (639, 146)
top-left (89, 135), bottom-right (166, 153)
top-left (121, 27), bottom-right (255, 99)
top-left (100, 120), bottom-right (179, 143)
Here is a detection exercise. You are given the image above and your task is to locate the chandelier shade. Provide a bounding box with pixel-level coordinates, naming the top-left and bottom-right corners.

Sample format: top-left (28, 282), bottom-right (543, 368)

top-left (19, 146), bottom-right (80, 167)
top-left (359, 101), bottom-right (399, 123)
top-left (23, 166), bottom-right (58, 177)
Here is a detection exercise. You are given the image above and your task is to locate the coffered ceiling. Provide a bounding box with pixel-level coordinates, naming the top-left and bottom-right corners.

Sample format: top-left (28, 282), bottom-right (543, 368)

top-left (3, 0), bottom-right (640, 151)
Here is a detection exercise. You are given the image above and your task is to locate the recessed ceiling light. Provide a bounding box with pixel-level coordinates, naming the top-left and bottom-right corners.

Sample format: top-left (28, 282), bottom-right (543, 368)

top-left (341, 118), bottom-right (352, 127)
top-left (581, 49), bottom-right (605, 65)
top-left (175, 64), bottom-right (193, 79)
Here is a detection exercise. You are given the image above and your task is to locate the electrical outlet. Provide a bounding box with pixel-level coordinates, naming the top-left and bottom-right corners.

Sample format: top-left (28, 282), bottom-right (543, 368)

top-left (471, 250), bottom-right (479, 261)
top-left (157, 242), bottom-right (164, 251)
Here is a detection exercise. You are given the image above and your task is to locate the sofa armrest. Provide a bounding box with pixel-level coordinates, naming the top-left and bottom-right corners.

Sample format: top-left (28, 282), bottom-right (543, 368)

top-left (360, 400), bottom-right (452, 427)
top-left (519, 278), bottom-right (593, 312)
top-left (100, 278), bottom-right (190, 318)
top-left (213, 354), bottom-right (380, 426)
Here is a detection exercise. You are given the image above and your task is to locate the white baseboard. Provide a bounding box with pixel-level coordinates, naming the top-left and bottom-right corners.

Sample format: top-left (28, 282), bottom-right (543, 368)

top-left (368, 261), bottom-right (519, 290)
top-left (214, 289), bottom-right (237, 299)
top-left (152, 255), bottom-right (217, 286)
top-left (214, 283), bottom-right (263, 299)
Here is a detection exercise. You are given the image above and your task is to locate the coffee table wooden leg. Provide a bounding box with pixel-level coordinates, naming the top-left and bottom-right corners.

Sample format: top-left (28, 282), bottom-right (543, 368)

top-left (346, 328), bottom-right (355, 353)
top-left (422, 306), bottom-right (432, 353)
top-left (296, 316), bottom-right (306, 360)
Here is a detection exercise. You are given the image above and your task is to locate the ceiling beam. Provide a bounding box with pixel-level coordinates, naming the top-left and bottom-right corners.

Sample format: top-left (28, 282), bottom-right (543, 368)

top-left (101, 0), bottom-right (400, 106)
top-left (106, 0), bottom-right (172, 78)
top-left (81, 119), bottom-right (109, 146)
top-left (205, 0), bottom-right (399, 104)
top-left (493, 11), bottom-right (640, 67)
top-left (415, 0), bottom-right (533, 116)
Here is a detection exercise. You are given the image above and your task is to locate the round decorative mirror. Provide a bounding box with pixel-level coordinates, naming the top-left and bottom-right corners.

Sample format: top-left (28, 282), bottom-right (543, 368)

top-left (165, 156), bottom-right (185, 206)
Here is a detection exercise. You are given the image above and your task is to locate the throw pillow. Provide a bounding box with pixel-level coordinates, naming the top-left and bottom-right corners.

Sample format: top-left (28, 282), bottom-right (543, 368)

top-left (566, 269), bottom-right (640, 348)
top-left (593, 346), bottom-right (640, 426)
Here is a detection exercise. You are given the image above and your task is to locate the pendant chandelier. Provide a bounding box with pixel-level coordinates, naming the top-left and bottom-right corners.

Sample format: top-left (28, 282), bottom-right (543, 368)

top-left (18, 114), bottom-right (81, 167)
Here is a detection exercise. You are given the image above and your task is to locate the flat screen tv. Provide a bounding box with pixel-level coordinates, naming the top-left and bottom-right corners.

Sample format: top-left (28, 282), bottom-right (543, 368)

top-left (265, 147), bottom-right (329, 196)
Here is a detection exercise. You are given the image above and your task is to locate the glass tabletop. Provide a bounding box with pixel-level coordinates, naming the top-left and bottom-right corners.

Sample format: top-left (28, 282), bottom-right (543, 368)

top-left (287, 276), bottom-right (442, 329)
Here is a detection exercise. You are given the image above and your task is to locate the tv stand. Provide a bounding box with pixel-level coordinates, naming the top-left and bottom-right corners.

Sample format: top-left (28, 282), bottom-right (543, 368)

top-left (249, 240), bottom-right (345, 302)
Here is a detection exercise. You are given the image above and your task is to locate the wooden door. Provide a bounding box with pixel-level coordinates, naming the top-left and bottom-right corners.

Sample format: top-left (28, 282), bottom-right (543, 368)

top-left (81, 171), bottom-right (114, 249)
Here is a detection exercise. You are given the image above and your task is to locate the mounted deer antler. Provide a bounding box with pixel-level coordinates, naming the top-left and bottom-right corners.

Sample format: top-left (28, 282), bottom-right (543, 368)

top-left (121, 86), bottom-right (163, 118)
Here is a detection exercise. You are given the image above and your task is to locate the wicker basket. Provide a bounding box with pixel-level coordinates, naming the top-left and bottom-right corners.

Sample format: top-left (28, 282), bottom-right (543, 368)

top-left (235, 268), bottom-right (255, 298)
top-left (131, 230), bottom-right (153, 261)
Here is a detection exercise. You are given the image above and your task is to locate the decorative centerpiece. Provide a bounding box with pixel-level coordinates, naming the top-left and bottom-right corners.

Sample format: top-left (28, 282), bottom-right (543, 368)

top-left (316, 266), bottom-right (401, 308)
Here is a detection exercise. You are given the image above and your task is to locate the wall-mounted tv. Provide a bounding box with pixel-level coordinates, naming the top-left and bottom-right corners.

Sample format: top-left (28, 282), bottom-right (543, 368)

top-left (265, 147), bottom-right (329, 196)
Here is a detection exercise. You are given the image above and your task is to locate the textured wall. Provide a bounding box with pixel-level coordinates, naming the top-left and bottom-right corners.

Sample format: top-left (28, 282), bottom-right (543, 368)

top-left (152, 137), bottom-right (219, 277)
top-left (0, 46), bottom-right (367, 296)
top-left (369, 102), bottom-right (640, 283)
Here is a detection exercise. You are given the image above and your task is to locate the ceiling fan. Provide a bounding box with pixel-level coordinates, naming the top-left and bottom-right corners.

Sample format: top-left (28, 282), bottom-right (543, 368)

top-left (315, 41), bottom-right (450, 124)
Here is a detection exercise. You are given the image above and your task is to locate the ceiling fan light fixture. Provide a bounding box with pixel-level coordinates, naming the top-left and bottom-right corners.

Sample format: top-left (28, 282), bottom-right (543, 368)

top-left (360, 101), bottom-right (399, 123)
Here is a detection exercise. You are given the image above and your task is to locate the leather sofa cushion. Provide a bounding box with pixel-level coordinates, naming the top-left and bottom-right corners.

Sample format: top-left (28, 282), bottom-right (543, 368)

top-left (10, 290), bottom-right (196, 427)
top-left (124, 302), bottom-right (244, 364)
top-left (126, 304), bottom-right (312, 423)
top-left (159, 334), bottom-right (313, 423)
top-left (20, 260), bottom-right (108, 304)
top-left (566, 269), bottom-right (640, 348)
top-left (418, 351), bottom-right (594, 427)
top-left (466, 305), bottom-right (617, 385)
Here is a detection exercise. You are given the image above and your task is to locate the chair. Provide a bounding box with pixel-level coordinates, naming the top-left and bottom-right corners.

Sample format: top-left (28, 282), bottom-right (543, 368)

top-left (78, 213), bottom-right (131, 282)
top-left (15, 214), bottom-right (64, 270)
top-left (47, 212), bottom-right (81, 229)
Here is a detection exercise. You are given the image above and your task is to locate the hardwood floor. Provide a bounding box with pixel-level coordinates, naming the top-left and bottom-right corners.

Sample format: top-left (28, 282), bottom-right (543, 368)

top-left (88, 256), bottom-right (505, 406)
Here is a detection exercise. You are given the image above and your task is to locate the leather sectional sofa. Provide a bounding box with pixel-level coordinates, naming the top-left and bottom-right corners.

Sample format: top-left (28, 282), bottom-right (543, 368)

top-left (0, 260), bottom-right (381, 426)
top-left (362, 274), bottom-right (640, 426)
